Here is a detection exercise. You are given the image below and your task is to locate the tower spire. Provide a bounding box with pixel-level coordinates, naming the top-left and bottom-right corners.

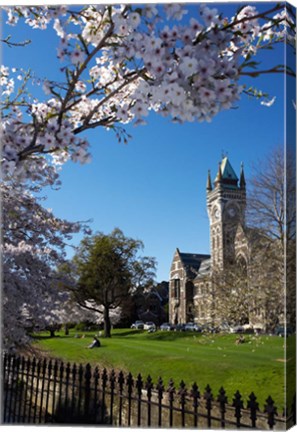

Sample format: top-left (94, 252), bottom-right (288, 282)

top-left (213, 161), bottom-right (223, 187)
top-left (216, 162), bottom-right (222, 183)
top-left (207, 170), bottom-right (212, 191)
top-left (240, 162), bottom-right (246, 189)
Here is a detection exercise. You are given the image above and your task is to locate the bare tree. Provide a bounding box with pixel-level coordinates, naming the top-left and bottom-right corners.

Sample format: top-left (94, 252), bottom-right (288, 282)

top-left (247, 146), bottom-right (295, 330)
top-left (247, 146), bottom-right (295, 243)
top-left (212, 146), bottom-right (295, 330)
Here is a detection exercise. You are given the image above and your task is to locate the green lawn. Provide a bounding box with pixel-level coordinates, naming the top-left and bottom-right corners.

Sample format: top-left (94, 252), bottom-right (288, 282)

top-left (32, 329), bottom-right (295, 411)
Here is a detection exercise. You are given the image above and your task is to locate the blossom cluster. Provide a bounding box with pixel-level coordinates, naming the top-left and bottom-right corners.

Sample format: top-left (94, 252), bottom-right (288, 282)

top-left (2, 3), bottom-right (293, 184)
top-left (2, 181), bottom-right (92, 350)
top-left (2, 66), bottom-right (91, 185)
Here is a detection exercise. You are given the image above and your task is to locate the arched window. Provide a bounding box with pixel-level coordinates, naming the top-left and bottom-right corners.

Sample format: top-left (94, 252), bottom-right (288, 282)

top-left (174, 279), bottom-right (180, 299)
top-left (186, 281), bottom-right (194, 301)
top-left (237, 255), bottom-right (247, 272)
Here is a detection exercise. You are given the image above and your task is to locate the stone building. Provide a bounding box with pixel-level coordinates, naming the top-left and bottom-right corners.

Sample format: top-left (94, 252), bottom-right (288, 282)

top-left (169, 156), bottom-right (263, 327)
top-left (134, 282), bottom-right (169, 325)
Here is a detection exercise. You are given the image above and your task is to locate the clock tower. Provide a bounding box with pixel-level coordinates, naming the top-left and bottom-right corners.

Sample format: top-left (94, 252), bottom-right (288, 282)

top-left (206, 157), bottom-right (246, 270)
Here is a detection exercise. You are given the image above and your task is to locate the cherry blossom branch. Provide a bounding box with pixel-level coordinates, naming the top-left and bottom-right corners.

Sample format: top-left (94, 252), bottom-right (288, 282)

top-left (1, 36), bottom-right (31, 47)
top-left (57, 22), bottom-right (115, 126)
top-left (224, 3), bottom-right (285, 32)
top-left (240, 66), bottom-right (296, 78)
top-left (75, 69), bottom-right (146, 133)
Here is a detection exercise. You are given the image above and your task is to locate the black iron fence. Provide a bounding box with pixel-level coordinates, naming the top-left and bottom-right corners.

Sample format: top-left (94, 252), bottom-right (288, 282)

top-left (2, 353), bottom-right (296, 429)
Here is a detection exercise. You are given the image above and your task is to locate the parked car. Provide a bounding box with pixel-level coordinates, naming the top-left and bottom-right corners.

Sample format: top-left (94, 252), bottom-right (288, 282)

top-left (229, 325), bottom-right (244, 334)
top-left (175, 323), bottom-right (186, 332)
top-left (193, 324), bottom-right (202, 332)
top-left (242, 324), bottom-right (254, 334)
top-left (184, 323), bottom-right (202, 332)
top-left (160, 323), bottom-right (173, 331)
top-left (201, 323), bottom-right (219, 333)
top-left (144, 321), bottom-right (156, 331)
top-left (219, 322), bottom-right (231, 332)
top-left (274, 326), bottom-right (293, 337)
top-left (131, 320), bottom-right (144, 330)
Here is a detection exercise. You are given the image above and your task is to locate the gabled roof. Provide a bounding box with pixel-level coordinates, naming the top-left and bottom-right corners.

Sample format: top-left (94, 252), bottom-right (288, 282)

top-left (221, 157), bottom-right (238, 182)
top-left (214, 157), bottom-right (239, 189)
top-left (179, 252), bottom-right (210, 278)
top-left (194, 258), bottom-right (212, 279)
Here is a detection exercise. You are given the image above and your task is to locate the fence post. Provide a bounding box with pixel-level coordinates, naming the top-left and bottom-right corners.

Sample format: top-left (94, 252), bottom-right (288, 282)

top-left (4, 354), bottom-right (13, 423)
top-left (92, 366), bottom-right (99, 422)
top-left (32, 359), bottom-right (41, 423)
top-left (44, 360), bottom-right (52, 422)
top-left (38, 358), bottom-right (47, 423)
top-left (126, 372), bottom-right (134, 426)
top-left (101, 368), bottom-right (108, 423)
top-left (77, 364), bottom-right (83, 419)
top-left (167, 379), bottom-right (175, 428)
top-left (191, 382), bottom-right (200, 428)
top-left (53, 362), bottom-right (64, 416)
top-left (217, 387), bottom-right (228, 429)
top-left (15, 356), bottom-right (25, 423)
top-left (136, 373), bottom-right (143, 426)
top-left (11, 356), bottom-right (21, 423)
top-left (145, 375), bottom-right (153, 427)
top-left (64, 363), bottom-right (71, 416)
top-left (51, 360), bottom-right (59, 421)
top-left (7, 355), bottom-right (18, 423)
top-left (118, 371), bottom-right (125, 426)
top-left (28, 357), bottom-right (36, 422)
top-left (264, 396), bottom-right (277, 430)
top-left (70, 363), bottom-right (77, 419)
top-left (156, 377), bottom-right (164, 427)
top-left (21, 358), bottom-right (31, 423)
top-left (84, 363), bottom-right (92, 421)
top-left (109, 369), bottom-right (116, 425)
top-left (178, 380), bottom-right (187, 428)
top-left (247, 392), bottom-right (259, 428)
top-left (232, 390), bottom-right (243, 428)
top-left (204, 384), bottom-right (213, 428)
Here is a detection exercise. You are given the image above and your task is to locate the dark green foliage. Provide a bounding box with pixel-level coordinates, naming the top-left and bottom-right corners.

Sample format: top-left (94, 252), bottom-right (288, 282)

top-left (71, 228), bottom-right (156, 338)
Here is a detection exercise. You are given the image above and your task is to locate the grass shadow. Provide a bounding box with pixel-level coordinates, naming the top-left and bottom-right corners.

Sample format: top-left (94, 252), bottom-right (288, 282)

top-left (31, 334), bottom-right (71, 341)
top-left (113, 329), bottom-right (145, 337)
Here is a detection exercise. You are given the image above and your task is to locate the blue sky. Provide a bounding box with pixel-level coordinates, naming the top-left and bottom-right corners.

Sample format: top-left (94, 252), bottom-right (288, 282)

top-left (2, 2), bottom-right (296, 282)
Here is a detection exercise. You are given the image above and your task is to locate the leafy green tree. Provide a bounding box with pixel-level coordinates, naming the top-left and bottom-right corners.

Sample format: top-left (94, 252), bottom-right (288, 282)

top-left (71, 228), bottom-right (156, 337)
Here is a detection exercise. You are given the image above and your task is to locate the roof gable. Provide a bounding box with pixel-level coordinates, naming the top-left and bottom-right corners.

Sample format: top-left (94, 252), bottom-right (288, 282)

top-left (179, 252), bottom-right (210, 278)
top-left (221, 157), bottom-right (238, 182)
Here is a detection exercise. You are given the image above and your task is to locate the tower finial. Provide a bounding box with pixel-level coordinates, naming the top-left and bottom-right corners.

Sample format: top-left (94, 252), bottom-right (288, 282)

top-left (213, 161), bottom-right (223, 187)
top-left (240, 162), bottom-right (246, 189)
top-left (221, 149), bottom-right (228, 159)
top-left (217, 161), bottom-right (222, 182)
top-left (207, 170), bottom-right (212, 191)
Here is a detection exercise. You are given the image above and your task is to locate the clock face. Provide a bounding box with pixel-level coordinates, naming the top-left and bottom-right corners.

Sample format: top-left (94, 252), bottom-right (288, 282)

top-left (227, 206), bottom-right (237, 218)
top-left (214, 208), bottom-right (220, 219)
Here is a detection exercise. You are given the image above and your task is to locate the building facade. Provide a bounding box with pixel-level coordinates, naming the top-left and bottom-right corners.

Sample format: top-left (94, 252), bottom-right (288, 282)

top-left (169, 157), bottom-right (263, 327)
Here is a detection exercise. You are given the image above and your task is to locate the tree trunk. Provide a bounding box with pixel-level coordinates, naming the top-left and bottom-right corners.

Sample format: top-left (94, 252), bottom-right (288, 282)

top-left (49, 329), bottom-right (55, 337)
top-left (104, 305), bottom-right (111, 338)
top-left (64, 324), bottom-right (69, 335)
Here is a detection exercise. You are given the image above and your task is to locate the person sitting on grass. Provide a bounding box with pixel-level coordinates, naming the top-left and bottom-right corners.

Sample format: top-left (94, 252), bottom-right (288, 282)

top-left (88, 336), bottom-right (101, 349)
top-left (235, 335), bottom-right (245, 345)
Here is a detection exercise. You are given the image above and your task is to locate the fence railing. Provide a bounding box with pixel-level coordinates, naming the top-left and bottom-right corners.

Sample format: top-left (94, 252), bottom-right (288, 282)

top-left (2, 353), bottom-right (296, 429)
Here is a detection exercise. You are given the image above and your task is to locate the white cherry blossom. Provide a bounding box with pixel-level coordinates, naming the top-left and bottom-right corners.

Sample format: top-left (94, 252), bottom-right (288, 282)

top-left (179, 57), bottom-right (198, 77)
